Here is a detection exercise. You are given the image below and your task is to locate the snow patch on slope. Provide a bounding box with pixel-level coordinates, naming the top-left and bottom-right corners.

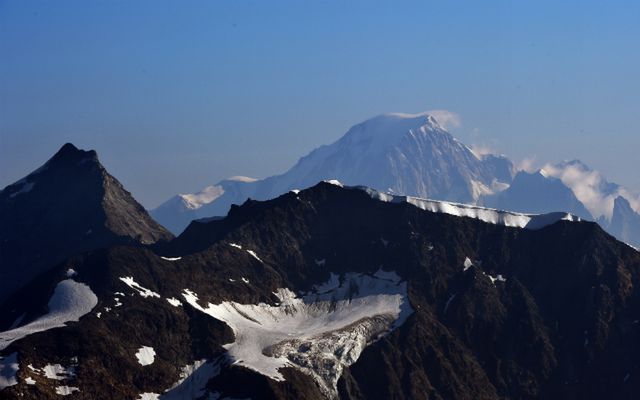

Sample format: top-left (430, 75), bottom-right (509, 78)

top-left (166, 297), bottom-right (182, 307)
top-left (161, 358), bottom-right (223, 399)
top-left (55, 385), bottom-right (80, 395)
top-left (41, 363), bottom-right (76, 380)
top-left (181, 270), bottom-right (412, 398)
top-left (135, 346), bottom-right (156, 366)
top-left (119, 277), bottom-right (161, 298)
top-left (246, 250), bottom-right (262, 263)
top-left (160, 256), bottom-right (181, 261)
top-left (0, 280), bottom-right (98, 351)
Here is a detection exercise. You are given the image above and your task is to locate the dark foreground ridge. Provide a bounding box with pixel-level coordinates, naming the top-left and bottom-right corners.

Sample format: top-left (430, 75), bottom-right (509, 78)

top-left (0, 143), bottom-right (173, 305)
top-left (1, 181), bottom-right (640, 399)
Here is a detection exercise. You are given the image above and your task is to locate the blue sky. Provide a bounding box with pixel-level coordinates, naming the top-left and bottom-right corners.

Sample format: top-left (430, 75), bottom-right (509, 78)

top-left (1, 0), bottom-right (639, 207)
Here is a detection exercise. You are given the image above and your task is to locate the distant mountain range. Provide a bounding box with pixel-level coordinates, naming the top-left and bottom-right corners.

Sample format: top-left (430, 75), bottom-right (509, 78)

top-left (151, 112), bottom-right (640, 248)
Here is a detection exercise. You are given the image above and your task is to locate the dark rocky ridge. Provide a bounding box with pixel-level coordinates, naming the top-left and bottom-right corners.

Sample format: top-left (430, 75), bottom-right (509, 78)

top-left (0, 143), bottom-right (173, 305)
top-left (1, 182), bottom-right (640, 399)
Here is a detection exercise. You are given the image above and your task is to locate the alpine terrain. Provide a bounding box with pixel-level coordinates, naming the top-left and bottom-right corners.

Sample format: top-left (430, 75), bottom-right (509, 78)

top-left (2, 149), bottom-right (640, 399)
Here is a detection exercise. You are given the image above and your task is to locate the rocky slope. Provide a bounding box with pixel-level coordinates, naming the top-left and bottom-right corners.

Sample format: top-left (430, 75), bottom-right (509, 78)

top-left (2, 181), bottom-right (640, 399)
top-left (0, 143), bottom-right (173, 305)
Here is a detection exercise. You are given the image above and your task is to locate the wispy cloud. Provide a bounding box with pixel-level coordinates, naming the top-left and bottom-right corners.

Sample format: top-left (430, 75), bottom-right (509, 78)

top-left (516, 156), bottom-right (539, 173)
top-left (427, 110), bottom-right (461, 130)
top-left (543, 162), bottom-right (640, 219)
top-left (470, 144), bottom-right (498, 158)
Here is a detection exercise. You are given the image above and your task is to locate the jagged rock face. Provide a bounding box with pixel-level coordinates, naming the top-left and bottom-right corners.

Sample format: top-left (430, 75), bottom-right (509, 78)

top-left (609, 196), bottom-right (640, 247)
top-left (0, 143), bottom-right (173, 305)
top-left (1, 182), bottom-right (640, 399)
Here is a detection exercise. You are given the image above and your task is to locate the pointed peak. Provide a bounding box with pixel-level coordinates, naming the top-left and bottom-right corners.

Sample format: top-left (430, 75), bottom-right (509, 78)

top-left (370, 112), bottom-right (444, 131)
top-left (59, 142), bottom-right (79, 152)
top-left (49, 143), bottom-right (99, 166)
top-left (614, 195), bottom-right (632, 209)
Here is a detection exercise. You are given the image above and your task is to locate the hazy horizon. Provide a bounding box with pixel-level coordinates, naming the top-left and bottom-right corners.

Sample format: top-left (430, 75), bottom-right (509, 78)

top-left (2, 0), bottom-right (639, 207)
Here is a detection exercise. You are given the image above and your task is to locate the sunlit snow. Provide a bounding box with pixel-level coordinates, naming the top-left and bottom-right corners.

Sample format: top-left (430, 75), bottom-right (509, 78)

top-left (246, 250), bottom-right (262, 263)
top-left (42, 363), bottom-right (76, 380)
top-left (360, 186), bottom-right (581, 230)
top-left (119, 277), bottom-right (160, 298)
top-left (161, 358), bottom-right (223, 399)
top-left (55, 386), bottom-right (80, 395)
top-left (138, 393), bottom-right (160, 400)
top-left (181, 269), bottom-right (412, 398)
top-left (135, 346), bottom-right (156, 366)
top-left (463, 257), bottom-right (473, 271)
top-left (324, 179), bottom-right (344, 187)
top-left (166, 297), bottom-right (182, 307)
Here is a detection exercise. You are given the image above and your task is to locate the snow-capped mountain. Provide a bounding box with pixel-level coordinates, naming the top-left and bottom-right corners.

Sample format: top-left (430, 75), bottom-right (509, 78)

top-left (2, 180), bottom-right (639, 399)
top-left (152, 112), bottom-right (640, 249)
top-left (0, 143), bottom-right (173, 305)
top-left (151, 112), bottom-right (516, 233)
top-left (150, 177), bottom-right (256, 234)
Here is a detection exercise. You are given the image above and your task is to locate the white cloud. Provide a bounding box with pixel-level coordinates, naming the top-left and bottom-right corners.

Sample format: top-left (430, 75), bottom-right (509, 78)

top-left (470, 144), bottom-right (498, 158)
top-left (516, 156), bottom-right (539, 173)
top-left (427, 110), bottom-right (461, 130)
top-left (543, 162), bottom-right (640, 220)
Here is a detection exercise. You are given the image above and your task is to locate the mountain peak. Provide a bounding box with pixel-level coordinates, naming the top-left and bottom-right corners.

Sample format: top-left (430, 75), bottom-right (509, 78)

top-left (152, 111), bottom-right (516, 233)
top-left (58, 142), bottom-right (80, 152)
top-left (49, 143), bottom-right (98, 165)
top-left (383, 111), bottom-right (442, 127)
top-left (0, 143), bottom-right (172, 303)
top-left (336, 111), bottom-right (450, 159)
top-left (614, 195), bottom-right (633, 211)
top-left (359, 112), bottom-right (444, 135)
